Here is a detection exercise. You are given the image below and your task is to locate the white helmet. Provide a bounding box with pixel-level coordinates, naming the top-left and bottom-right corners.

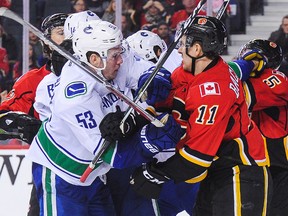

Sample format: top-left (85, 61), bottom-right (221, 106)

top-left (73, 20), bottom-right (123, 68)
top-left (127, 30), bottom-right (167, 62)
top-left (64, 10), bottom-right (100, 39)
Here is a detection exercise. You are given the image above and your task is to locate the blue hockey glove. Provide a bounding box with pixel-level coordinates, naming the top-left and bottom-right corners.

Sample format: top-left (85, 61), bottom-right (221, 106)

top-left (140, 113), bottom-right (184, 156)
top-left (130, 160), bottom-right (170, 199)
top-left (239, 49), bottom-right (267, 77)
top-left (137, 66), bottom-right (171, 106)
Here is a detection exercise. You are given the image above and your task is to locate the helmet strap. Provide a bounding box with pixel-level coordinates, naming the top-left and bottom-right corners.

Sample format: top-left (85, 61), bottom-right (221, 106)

top-left (185, 46), bottom-right (205, 75)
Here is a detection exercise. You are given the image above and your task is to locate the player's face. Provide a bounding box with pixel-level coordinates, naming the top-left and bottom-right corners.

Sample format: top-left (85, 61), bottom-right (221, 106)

top-left (50, 26), bottom-right (65, 45)
top-left (102, 46), bottom-right (123, 80)
top-left (282, 18), bottom-right (288, 34)
top-left (178, 36), bottom-right (195, 72)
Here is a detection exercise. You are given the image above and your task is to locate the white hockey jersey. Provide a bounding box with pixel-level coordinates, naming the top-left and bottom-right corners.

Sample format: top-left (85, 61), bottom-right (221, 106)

top-left (34, 72), bottom-right (60, 121)
top-left (26, 51), bottom-right (152, 186)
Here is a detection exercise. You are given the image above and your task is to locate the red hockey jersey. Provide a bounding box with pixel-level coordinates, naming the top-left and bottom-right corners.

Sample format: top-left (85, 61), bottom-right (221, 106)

top-left (0, 65), bottom-right (50, 119)
top-left (243, 68), bottom-right (288, 168)
top-left (159, 58), bottom-right (267, 169)
top-left (243, 68), bottom-right (288, 139)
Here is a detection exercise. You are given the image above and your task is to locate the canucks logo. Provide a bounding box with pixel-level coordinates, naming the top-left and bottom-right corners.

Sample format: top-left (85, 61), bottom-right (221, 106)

top-left (65, 81), bottom-right (87, 98)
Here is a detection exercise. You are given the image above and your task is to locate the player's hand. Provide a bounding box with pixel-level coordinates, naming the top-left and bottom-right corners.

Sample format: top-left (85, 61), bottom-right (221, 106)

top-left (137, 66), bottom-right (171, 106)
top-left (99, 106), bottom-right (138, 142)
top-left (130, 160), bottom-right (169, 199)
top-left (140, 113), bottom-right (184, 156)
top-left (240, 50), bottom-right (267, 77)
top-left (0, 111), bottom-right (42, 144)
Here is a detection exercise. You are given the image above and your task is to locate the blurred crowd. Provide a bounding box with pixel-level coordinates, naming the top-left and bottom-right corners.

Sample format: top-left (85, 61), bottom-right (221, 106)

top-left (0, 0), bottom-right (272, 103)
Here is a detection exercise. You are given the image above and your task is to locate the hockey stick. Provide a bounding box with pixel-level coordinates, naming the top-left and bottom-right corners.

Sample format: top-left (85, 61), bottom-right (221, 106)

top-left (0, 7), bottom-right (163, 128)
top-left (120, 0), bottom-right (207, 128)
top-left (80, 0), bottom-right (232, 183)
top-left (215, 0), bottom-right (230, 20)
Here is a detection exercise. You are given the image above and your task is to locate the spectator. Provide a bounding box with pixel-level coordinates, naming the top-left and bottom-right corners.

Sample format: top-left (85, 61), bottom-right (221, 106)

top-left (121, 13), bottom-right (133, 38)
top-left (0, 47), bottom-right (9, 93)
top-left (29, 31), bottom-right (43, 67)
top-left (169, 0), bottom-right (205, 32)
top-left (0, 47), bottom-right (9, 78)
top-left (72, 0), bottom-right (88, 13)
top-left (140, 0), bottom-right (167, 32)
top-left (268, 15), bottom-right (288, 75)
top-left (0, 0), bottom-right (11, 8)
top-left (101, 0), bottom-right (116, 23)
top-left (0, 22), bottom-right (18, 64)
top-left (122, 0), bottom-right (139, 32)
top-left (156, 22), bottom-right (174, 47)
top-left (29, 43), bottom-right (39, 70)
top-left (86, 0), bottom-right (109, 18)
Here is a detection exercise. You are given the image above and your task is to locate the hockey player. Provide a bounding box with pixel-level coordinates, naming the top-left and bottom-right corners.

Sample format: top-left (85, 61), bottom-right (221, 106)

top-left (236, 39), bottom-right (288, 216)
top-left (129, 16), bottom-right (272, 216)
top-left (26, 20), bottom-right (182, 215)
top-left (34, 10), bottom-right (100, 121)
top-left (127, 29), bottom-right (183, 73)
top-left (33, 12), bottom-right (163, 215)
top-left (125, 29), bottom-right (200, 215)
top-left (0, 13), bottom-right (68, 216)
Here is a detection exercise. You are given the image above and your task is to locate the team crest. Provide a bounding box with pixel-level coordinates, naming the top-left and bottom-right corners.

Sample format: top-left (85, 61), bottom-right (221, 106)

top-left (65, 81), bottom-right (87, 98)
top-left (269, 41), bottom-right (277, 48)
top-left (198, 18), bottom-right (207, 25)
top-left (3, 89), bottom-right (15, 101)
top-left (199, 82), bottom-right (221, 97)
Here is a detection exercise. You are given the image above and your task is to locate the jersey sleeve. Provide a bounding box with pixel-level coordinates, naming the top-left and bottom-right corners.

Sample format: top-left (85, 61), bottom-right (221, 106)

top-left (243, 69), bottom-right (288, 111)
top-left (0, 67), bottom-right (49, 118)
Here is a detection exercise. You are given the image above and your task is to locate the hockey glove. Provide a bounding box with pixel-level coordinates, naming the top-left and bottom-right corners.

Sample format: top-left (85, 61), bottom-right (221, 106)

top-left (130, 160), bottom-right (170, 199)
top-left (137, 66), bottom-right (171, 106)
top-left (99, 106), bottom-right (139, 142)
top-left (51, 39), bottom-right (73, 76)
top-left (240, 49), bottom-right (267, 77)
top-left (140, 113), bottom-right (184, 156)
top-left (0, 111), bottom-right (42, 144)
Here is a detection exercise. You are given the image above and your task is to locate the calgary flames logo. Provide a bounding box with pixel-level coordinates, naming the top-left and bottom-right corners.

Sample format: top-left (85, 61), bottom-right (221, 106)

top-left (198, 18), bottom-right (207, 25)
top-left (269, 41), bottom-right (277, 48)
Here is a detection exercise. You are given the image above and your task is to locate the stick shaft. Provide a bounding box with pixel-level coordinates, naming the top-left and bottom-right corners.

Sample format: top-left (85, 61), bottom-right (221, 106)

top-left (215, 0), bottom-right (230, 19)
top-left (80, 140), bottom-right (110, 182)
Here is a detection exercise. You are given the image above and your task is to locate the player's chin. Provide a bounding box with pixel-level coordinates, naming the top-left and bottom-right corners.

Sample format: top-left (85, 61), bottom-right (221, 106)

top-left (112, 70), bottom-right (119, 79)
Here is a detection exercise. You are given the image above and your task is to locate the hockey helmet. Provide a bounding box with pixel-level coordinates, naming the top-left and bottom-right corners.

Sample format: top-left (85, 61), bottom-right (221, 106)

top-left (73, 20), bottom-right (123, 68)
top-left (238, 39), bottom-right (283, 69)
top-left (41, 13), bottom-right (68, 37)
top-left (185, 16), bottom-right (227, 58)
top-left (64, 10), bottom-right (100, 39)
top-left (126, 30), bottom-right (167, 62)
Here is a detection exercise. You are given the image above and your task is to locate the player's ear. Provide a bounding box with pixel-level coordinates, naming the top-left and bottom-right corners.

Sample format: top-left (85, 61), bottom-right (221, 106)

top-left (89, 53), bottom-right (103, 68)
top-left (194, 43), bottom-right (203, 57)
